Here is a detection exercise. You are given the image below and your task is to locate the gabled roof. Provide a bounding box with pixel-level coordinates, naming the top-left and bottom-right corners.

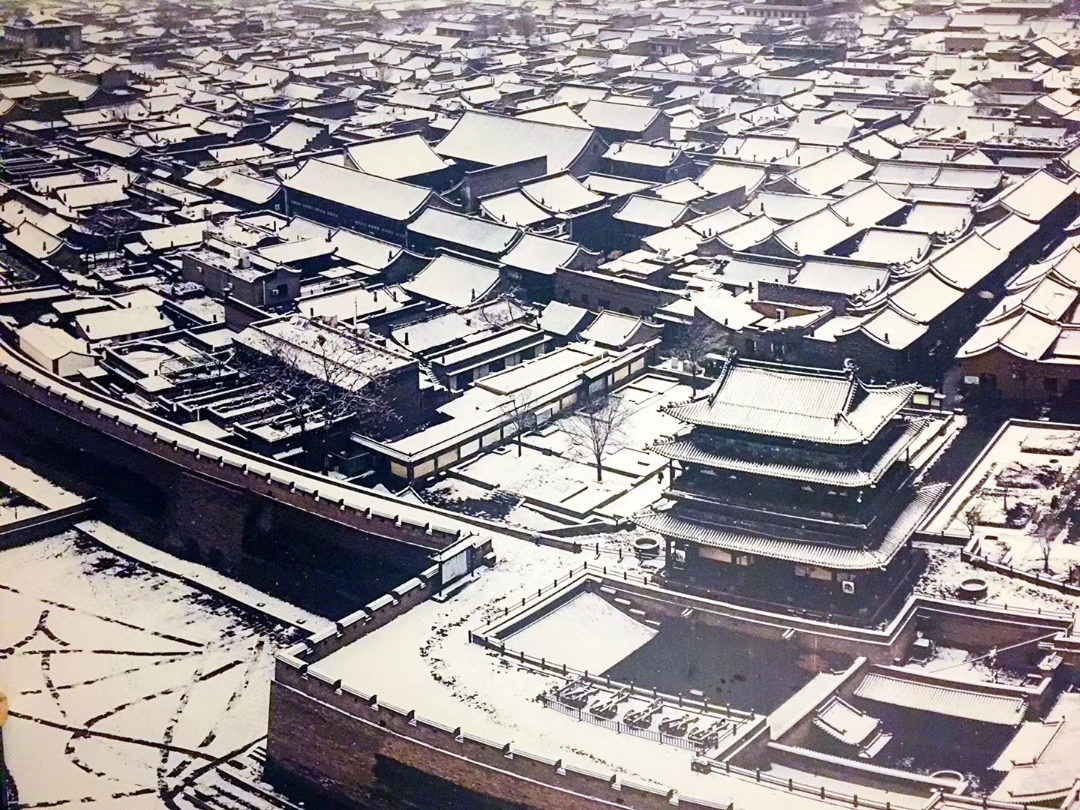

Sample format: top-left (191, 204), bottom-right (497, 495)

top-left (520, 173), bottom-right (604, 214)
top-left (578, 99), bottom-right (663, 133)
top-left (851, 229), bottom-right (932, 266)
top-left (346, 134), bottom-right (450, 180)
top-left (854, 672), bottom-right (1026, 726)
top-left (517, 104), bottom-right (591, 129)
top-left (1009, 246), bottom-right (1080, 290)
top-left (328, 229), bottom-right (401, 270)
top-left (872, 161), bottom-right (1002, 191)
top-left (984, 276), bottom-right (1077, 324)
top-left (856, 307), bottom-right (929, 351)
top-left (408, 209), bottom-right (520, 255)
top-left (814, 697), bottom-right (880, 748)
top-left (902, 203), bottom-right (973, 238)
top-left (6, 220), bottom-right (67, 259)
top-left (929, 232), bottom-right (1008, 290)
top-left (214, 172), bottom-right (281, 205)
top-left (664, 360), bottom-right (916, 445)
top-left (481, 191), bottom-right (550, 228)
top-left (434, 111), bottom-right (598, 174)
top-left (957, 310), bottom-right (1061, 361)
top-left (84, 136), bottom-right (140, 159)
top-left (781, 151), bottom-right (874, 196)
top-left (981, 170), bottom-right (1075, 223)
top-left (769, 185), bottom-right (906, 258)
top-left (209, 142), bottom-right (271, 163)
top-left (610, 191), bottom-right (688, 228)
top-left (604, 141), bottom-right (684, 168)
top-left (539, 300), bottom-right (590, 336)
top-left (267, 120), bottom-right (325, 152)
top-left (696, 162), bottom-right (766, 197)
top-left (889, 271), bottom-right (965, 325)
top-left (502, 233), bottom-right (581, 276)
top-left (284, 160), bottom-right (431, 223)
top-left (138, 221), bottom-right (209, 252)
top-left (402, 254), bottom-right (501, 309)
top-left (579, 310), bottom-right (647, 349)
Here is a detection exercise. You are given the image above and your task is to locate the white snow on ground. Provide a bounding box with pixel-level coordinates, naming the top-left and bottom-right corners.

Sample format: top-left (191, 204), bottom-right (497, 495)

top-left (455, 446), bottom-right (638, 515)
top-left (0, 497), bottom-right (43, 526)
top-left (504, 591), bottom-right (657, 674)
top-left (916, 545), bottom-right (1080, 620)
top-left (899, 646), bottom-right (1026, 687)
top-left (503, 503), bottom-right (568, 532)
top-left (76, 521), bottom-right (332, 633)
top-left (978, 530), bottom-right (1080, 581)
top-left (525, 377), bottom-right (691, 465)
top-left (0, 453), bottom-right (84, 510)
top-left (0, 531), bottom-right (319, 810)
top-left (599, 473), bottom-right (672, 519)
top-left (309, 535), bottom-right (936, 810)
top-left (924, 424), bottom-right (1080, 539)
top-left (444, 375), bottom-right (691, 520)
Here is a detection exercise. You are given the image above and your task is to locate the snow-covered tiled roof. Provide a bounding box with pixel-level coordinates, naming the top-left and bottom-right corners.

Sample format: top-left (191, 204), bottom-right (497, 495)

top-left (664, 361), bottom-right (916, 445)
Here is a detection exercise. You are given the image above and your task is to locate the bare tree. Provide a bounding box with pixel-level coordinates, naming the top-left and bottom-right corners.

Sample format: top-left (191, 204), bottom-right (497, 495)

top-left (1038, 520), bottom-right (1068, 574)
top-left (559, 391), bottom-right (630, 482)
top-left (366, 9), bottom-right (389, 35)
top-left (246, 330), bottom-right (399, 471)
top-left (970, 84), bottom-right (1001, 104)
top-left (963, 503), bottom-right (982, 540)
top-left (908, 79), bottom-right (937, 98)
top-left (665, 317), bottom-right (731, 390)
top-left (511, 11), bottom-right (537, 39)
top-left (501, 388), bottom-right (536, 456)
top-left (477, 285), bottom-right (532, 330)
top-left (493, 13), bottom-right (512, 38)
top-left (372, 61), bottom-right (395, 89)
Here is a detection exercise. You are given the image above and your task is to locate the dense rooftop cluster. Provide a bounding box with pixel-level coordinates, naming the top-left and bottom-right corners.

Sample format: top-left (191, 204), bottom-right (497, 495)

top-left (8, 2), bottom-right (1080, 809)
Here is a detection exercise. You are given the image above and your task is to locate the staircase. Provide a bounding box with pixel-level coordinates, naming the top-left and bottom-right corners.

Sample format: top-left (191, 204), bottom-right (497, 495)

top-left (173, 744), bottom-right (304, 810)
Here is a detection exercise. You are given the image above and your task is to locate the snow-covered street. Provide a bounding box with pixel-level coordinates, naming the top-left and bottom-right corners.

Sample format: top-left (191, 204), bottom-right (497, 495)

top-left (0, 531), bottom-right (319, 810)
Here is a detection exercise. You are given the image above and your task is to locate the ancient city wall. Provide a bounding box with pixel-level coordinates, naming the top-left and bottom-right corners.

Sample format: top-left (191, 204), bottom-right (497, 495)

top-left (0, 345), bottom-right (474, 571)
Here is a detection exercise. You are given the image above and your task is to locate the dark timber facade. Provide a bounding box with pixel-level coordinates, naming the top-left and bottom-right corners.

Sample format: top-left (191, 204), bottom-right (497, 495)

top-left (637, 360), bottom-right (951, 618)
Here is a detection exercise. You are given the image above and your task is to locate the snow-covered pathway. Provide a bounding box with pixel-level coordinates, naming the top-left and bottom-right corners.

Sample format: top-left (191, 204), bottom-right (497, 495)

top-left (0, 532), bottom-right (319, 810)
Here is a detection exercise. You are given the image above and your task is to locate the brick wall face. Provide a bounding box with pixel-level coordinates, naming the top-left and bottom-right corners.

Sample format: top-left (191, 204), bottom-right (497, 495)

top-left (267, 679), bottom-right (677, 810)
top-left (0, 371), bottom-right (456, 575)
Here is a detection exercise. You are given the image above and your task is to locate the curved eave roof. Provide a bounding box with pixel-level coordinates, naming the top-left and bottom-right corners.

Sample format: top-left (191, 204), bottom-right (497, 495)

top-left (663, 373), bottom-right (917, 446)
top-left (635, 484), bottom-right (945, 571)
top-left (653, 417), bottom-right (935, 488)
